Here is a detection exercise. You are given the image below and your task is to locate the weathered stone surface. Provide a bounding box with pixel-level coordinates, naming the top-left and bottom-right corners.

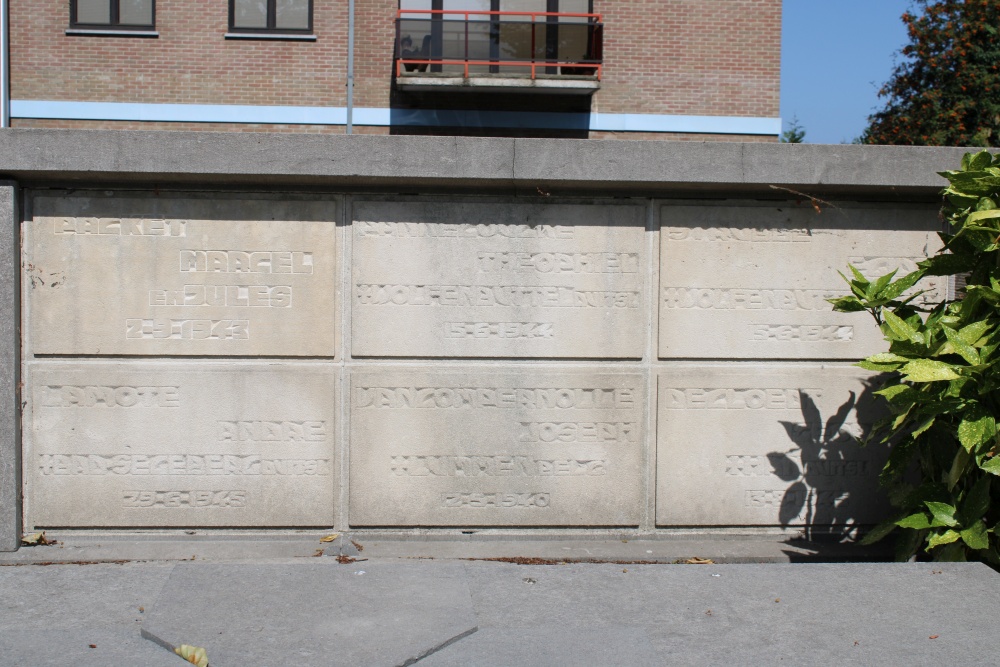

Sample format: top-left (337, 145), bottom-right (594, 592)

top-left (141, 562), bottom-right (478, 667)
top-left (26, 193), bottom-right (338, 356)
top-left (351, 200), bottom-right (646, 358)
top-left (656, 365), bottom-right (889, 526)
top-left (25, 362), bottom-right (336, 527)
top-left (659, 201), bottom-right (942, 359)
top-left (0, 183), bottom-right (20, 552)
top-left (349, 368), bottom-right (644, 526)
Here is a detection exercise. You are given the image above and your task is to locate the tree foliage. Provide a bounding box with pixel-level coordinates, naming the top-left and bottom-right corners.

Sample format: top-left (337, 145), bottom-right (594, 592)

top-left (863, 0), bottom-right (1000, 146)
top-left (780, 116), bottom-right (806, 144)
top-left (831, 150), bottom-right (1000, 562)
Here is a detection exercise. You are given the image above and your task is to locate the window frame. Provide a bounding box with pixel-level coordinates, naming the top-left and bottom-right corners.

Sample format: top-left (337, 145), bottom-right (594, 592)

top-left (228, 0), bottom-right (314, 35)
top-left (70, 0), bottom-right (156, 31)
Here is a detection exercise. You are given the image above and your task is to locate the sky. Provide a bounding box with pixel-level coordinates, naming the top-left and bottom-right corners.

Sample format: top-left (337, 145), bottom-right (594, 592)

top-left (781, 1), bottom-right (913, 144)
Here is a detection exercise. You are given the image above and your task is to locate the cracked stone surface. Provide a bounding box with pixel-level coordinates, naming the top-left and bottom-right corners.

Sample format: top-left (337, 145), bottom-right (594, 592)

top-left (141, 562), bottom-right (477, 667)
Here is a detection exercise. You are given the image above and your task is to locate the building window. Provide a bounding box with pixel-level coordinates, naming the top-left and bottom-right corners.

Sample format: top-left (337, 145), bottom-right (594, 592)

top-left (229, 0), bottom-right (313, 34)
top-left (71, 0), bottom-right (155, 29)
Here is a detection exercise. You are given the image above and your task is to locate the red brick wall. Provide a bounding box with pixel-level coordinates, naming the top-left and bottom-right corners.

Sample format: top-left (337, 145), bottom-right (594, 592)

top-left (591, 0), bottom-right (781, 117)
top-left (10, 0), bottom-right (351, 106)
top-left (9, 0), bottom-right (781, 135)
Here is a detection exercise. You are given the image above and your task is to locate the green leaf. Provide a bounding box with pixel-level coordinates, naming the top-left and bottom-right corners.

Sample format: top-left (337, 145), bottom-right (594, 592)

top-left (943, 326), bottom-right (981, 365)
top-left (959, 476), bottom-right (992, 525)
top-left (958, 412), bottom-right (997, 452)
top-left (848, 265), bottom-right (870, 285)
top-left (925, 501), bottom-right (959, 527)
top-left (858, 359), bottom-right (906, 372)
top-left (961, 521), bottom-right (990, 550)
top-left (828, 296), bottom-right (868, 312)
top-left (896, 513), bottom-right (933, 530)
top-left (867, 270), bottom-right (898, 300)
top-left (859, 520), bottom-right (898, 545)
top-left (880, 270), bottom-right (926, 301)
top-left (928, 529), bottom-right (961, 549)
top-left (979, 456), bottom-right (1000, 476)
top-left (958, 321), bottom-right (991, 346)
top-left (875, 384), bottom-right (917, 402)
top-left (949, 447), bottom-right (972, 491)
top-left (883, 310), bottom-right (922, 344)
top-left (900, 359), bottom-right (960, 382)
top-left (966, 209), bottom-right (1000, 225)
top-left (918, 253), bottom-right (975, 276)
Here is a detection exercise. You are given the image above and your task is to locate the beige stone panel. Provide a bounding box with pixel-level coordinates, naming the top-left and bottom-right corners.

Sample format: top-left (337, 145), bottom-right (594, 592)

top-left (659, 202), bottom-right (943, 359)
top-left (349, 368), bottom-right (644, 526)
top-left (27, 193), bottom-right (338, 356)
top-left (352, 201), bottom-right (646, 358)
top-left (25, 362), bottom-right (336, 527)
top-left (656, 365), bottom-right (889, 527)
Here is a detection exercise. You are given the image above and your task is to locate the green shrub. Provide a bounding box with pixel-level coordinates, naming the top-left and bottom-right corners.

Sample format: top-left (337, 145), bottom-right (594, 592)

top-left (830, 149), bottom-right (1000, 562)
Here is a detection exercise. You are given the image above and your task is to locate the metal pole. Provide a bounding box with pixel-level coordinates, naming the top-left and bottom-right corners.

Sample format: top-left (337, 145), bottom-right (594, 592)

top-left (345, 0), bottom-right (355, 134)
top-left (1, 0), bottom-right (9, 128)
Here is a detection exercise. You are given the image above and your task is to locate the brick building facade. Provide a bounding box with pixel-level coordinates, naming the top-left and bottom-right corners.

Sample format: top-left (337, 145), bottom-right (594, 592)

top-left (3, 0), bottom-right (781, 139)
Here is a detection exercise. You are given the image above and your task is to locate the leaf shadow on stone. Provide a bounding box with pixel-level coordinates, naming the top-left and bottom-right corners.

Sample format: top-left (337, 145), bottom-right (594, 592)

top-left (768, 381), bottom-right (893, 559)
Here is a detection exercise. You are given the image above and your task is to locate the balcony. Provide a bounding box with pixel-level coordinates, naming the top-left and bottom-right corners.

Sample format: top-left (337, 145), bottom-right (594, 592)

top-left (394, 10), bottom-right (603, 94)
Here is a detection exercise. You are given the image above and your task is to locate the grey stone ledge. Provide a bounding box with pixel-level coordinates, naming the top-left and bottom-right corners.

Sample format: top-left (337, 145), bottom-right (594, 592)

top-left (0, 128), bottom-right (976, 198)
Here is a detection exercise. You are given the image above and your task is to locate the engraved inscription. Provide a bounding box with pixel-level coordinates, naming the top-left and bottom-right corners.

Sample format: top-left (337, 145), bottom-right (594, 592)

top-left (355, 386), bottom-right (635, 409)
top-left (662, 287), bottom-right (842, 310)
top-left (352, 202), bottom-right (644, 358)
top-left (350, 370), bottom-right (643, 526)
top-left (750, 324), bottom-right (854, 342)
top-left (217, 420), bottom-right (327, 442)
top-left (123, 490), bottom-right (248, 508)
top-left (664, 226), bottom-right (812, 242)
top-left (725, 455), bottom-right (872, 478)
top-left (745, 489), bottom-right (846, 509)
top-left (444, 322), bottom-right (554, 339)
top-left (443, 492), bottom-right (550, 508)
top-left (149, 285), bottom-right (292, 308)
top-left (357, 284), bottom-right (639, 308)
top-left (39, 454), bottom-right (331, 476)
top-left (476, 252), bottom-right (639, 274)
top-left (356, 221), bottom-right (574, 239)
top-left (30, 196), bottom-right (336, 356)
top-left (179, 250), bottom-right (314, 274)
top-left (661, 388), bottom-right (819, 410)
top-left (125, 319), bottom-right (249, 340)
top-left (518, 421), bottom-right (638, 443)
top-left (390, 455), bottom-right (607, 476)
top-left (54, 217), bottom-right (187, 237)
top-left (39, 385), bottom-right (180, 407)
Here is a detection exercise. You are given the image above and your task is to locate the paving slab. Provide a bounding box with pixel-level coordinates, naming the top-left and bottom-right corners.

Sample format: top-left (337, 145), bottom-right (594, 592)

top-left (461, 561), bottom-right (997, 666)
top-left (141, 562), bottom-right (478, 667)
top-left (419, 626), bottom-right (660, 666)
top-left (0, 562), bottom-right (178, 667)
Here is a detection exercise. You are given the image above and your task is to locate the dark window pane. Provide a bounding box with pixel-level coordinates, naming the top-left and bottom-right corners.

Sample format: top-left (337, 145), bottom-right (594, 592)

top-left (77, 0), bottom-right (111, 24)
top-left (119, 0), bottom-right (153, 25)
top-left (275, 0), bottom-right (309, 30)
top-left (234, 0), bottom-right (268, 28)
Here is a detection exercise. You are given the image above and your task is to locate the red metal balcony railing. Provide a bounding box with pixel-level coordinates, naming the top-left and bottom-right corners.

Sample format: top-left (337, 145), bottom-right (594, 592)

top-left (395, 9), bottom-right (603, 80)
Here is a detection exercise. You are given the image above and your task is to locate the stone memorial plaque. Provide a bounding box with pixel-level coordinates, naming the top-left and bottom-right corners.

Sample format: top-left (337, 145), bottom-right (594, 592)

top-left (27, 194), bottom-right (338, 356)
top-left (656, 365), bottom-right (889, 526)
top-left (352, 201), bottom-right (646, 358)
top-left (659, 202), bottom-right (943, 359)
top-left (25, 362), bottom-right (336, 527)
top-left (349, 368), bottom-right (644, 526)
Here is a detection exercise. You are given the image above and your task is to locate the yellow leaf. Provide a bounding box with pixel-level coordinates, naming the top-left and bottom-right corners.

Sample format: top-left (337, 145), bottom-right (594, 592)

top-left (319, 533), bottom-right (340, 543)
top-left (174, 644), bottom-right (209, 667)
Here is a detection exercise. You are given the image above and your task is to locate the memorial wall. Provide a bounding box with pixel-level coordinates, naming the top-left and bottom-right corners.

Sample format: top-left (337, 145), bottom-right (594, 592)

top-left (16, 189), bottom-right (941, 533)
top-left (0, 132), bottom-right (968, 548)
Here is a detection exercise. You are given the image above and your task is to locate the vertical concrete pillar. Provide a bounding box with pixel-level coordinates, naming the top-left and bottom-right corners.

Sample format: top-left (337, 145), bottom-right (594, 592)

top-left (0, 181), bottom-right (19, 551)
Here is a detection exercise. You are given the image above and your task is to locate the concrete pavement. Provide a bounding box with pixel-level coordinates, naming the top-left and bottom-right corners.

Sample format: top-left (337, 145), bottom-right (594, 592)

top-left (0, 533), bottom-right (992, 667)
